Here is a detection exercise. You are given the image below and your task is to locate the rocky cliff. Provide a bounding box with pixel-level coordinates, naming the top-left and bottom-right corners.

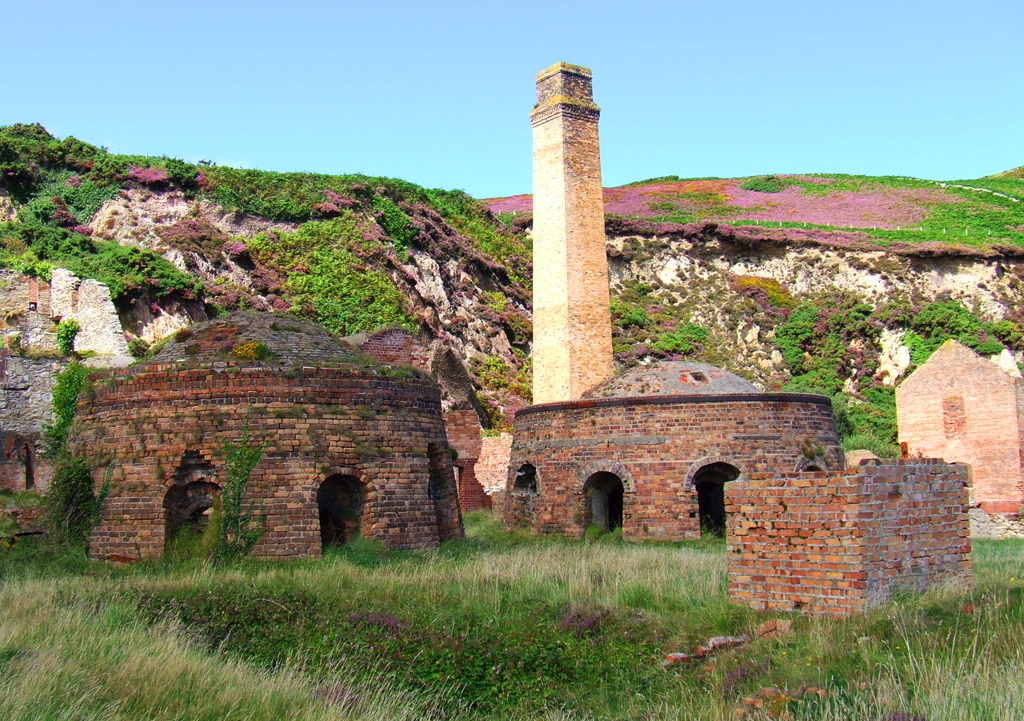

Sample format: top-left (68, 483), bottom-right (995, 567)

top-left (3, 123), bottom-right (1024, 453)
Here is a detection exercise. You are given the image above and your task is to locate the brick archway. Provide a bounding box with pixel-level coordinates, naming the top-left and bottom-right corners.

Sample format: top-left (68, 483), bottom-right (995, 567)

top-left (684, 456), bottom-right (743, 489)
top-left (574, 460), bottom-right (635, 494)
top-left (795, 456), bottom-right (828, 472)
top-left (311, 466), bottom-right (375, 500)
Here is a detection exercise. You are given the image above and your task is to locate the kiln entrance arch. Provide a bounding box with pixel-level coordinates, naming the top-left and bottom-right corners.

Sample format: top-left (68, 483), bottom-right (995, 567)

top-left (691, 462), bottom-right (740, 538)
top-left (584, 472), bottom-right (624, 532)
top-left (163, 480), bottom-right (221, 549)
top-left (317, 474), bottom-right (365, 549)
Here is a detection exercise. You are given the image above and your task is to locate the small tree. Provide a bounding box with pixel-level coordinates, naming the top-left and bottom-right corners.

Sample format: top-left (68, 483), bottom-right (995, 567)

top-left (216, 405), bottom-right (267, 561)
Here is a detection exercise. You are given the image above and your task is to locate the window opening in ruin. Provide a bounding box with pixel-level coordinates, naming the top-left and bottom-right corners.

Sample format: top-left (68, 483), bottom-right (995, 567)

top-left (584, 472), bottom-right (624, 532)
top-left (23, 445), bottom-right (34, 491)
top-left (804, 464), bottom-right (823, 472)
top-left (514, 463), bottom-right (538, 493)
top-left (163, 480), bottom-right (221, 551)
top-left (693, 462), bottom-right (741, 538)
top-left (317, 474), bottom-right (365, 549)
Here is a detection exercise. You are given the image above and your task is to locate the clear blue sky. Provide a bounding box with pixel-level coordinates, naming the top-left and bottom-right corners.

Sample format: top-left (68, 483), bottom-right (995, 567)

top-left (2, 0), bottom-right (1021, 198)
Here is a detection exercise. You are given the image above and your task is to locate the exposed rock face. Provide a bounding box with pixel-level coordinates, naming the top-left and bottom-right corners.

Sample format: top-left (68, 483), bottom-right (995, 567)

top-left (120, 295), bottom-right (208, 346)
top-left (606, 230), bottom-right (1024, 388)
top-left (88, 188), bottom-right (297, 250)
top-left (877, 329), bottom-right (912, 387)
top-left (0, 188), bottom-right (16, 222)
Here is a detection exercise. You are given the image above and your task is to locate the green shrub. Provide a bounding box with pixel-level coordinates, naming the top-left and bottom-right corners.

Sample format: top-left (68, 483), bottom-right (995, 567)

top-left (56, 318), bottom-right (80, 356)
top-left (0, 222), bottom-right (202, 304)
top-left (43, 362), bottom-right (87, 455)
top-left (127, 337), bottom-right (150, 359)
top-left (45, 455), bottom-right (109, 544)
top-left (653, 323), bottom-right (709, 356)
top-left (776, 303), bottom-right (819, 374)
top-left (739, 175), bottom-right (795, 193)
top-left (371, 195), bottom-right (416, 254)
top-left (842, 433), bottom-right (900, 459)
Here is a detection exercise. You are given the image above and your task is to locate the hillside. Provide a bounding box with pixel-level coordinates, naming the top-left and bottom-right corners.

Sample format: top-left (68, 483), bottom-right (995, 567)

top-left (0, 123), bottom-right (534, 424)
top-left (4, 123), bottom-right (1024, 454)
top-left (488, 172), bottom-right (1024, 249)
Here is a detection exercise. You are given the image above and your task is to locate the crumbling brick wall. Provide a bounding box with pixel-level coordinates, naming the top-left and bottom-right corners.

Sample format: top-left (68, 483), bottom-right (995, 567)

top-left (444, 409), bottom-right (489, 511)
top-left (726, 458), bottom-right (972, 616)
top-left (477, 434), bottom-right (513, 495)
top-left (0, 432), bottom-right (52, 493)
top-left (897, 340), bottom-right (1024, 513)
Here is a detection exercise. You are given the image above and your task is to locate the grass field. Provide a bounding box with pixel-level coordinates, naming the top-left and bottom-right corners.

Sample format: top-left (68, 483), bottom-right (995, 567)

top-left (0, 513), bottom-right (1022, 720)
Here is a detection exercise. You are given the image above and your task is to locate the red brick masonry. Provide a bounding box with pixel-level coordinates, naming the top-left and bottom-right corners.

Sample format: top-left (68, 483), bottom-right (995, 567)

top-left (726, 458), bottom-right (972, 616)
top-left (69, 362), bottom-right (462, 561)
top-left (505, 393), bottom-right (843, 540)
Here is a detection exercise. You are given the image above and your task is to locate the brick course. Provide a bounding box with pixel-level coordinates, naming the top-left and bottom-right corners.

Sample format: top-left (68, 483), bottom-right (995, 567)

top-left (726, 459), bottom-right (972, 616)
top-left (504, 392), bottom-right (843, 540)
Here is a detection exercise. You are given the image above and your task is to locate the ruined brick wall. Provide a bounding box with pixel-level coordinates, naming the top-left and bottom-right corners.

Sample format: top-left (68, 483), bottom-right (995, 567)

top-left (505, 393), bottom-right (842, 540)
top-left (444, 409), bottom-right (490, 511)
top-left (531, 63), bottom-right (614, 403)
top-left (0, 432), bottom-right (52, 493)
top-left (477, 434), bottom-right (513, 494)
top-left (726, 459), bottom-right (972, 616)
top-left (1, 270), bottom-right (58, 355)
top-left (68, 363), bottom-right (463, 561)
top-left (897, 340), bottom-right (1024, 512)
top-left (358, 329), bottom-right (430, 372)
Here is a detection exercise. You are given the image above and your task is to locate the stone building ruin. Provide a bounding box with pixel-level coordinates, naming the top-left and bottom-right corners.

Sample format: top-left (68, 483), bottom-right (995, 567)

top-left (1, 268), bottom-right (133, 494)
top-left (69, 312), bottom-right (463, 560)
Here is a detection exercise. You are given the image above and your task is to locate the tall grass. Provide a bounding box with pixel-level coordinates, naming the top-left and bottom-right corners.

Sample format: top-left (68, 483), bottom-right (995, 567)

top-left (0, 517), bottom-right (1021, 720)
top-left (0, 577), bottom-right (458, 720)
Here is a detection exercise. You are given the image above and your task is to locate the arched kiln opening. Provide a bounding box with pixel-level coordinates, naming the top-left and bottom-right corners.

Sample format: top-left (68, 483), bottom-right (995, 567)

top-left (317, 474), bottom-right (365, 549)
top-left (584, 472), bottom-right (624, 532)
top-left (513, 463), bottom-right (537, 493)
top-left (693, 462), bottom-right (740, 538)
top-left (163, 480), bottom-right (221, 549)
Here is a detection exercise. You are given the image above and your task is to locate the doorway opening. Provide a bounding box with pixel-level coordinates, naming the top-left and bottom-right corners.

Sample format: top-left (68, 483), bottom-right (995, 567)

top-left (584, 472), bottom-right (624, 532)
top-left (163, 480), bottom-right (221, 551)
top-left (317, 474), bottom-right (365, 549)
top-left (693, 462), bottom-right (740, 538)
